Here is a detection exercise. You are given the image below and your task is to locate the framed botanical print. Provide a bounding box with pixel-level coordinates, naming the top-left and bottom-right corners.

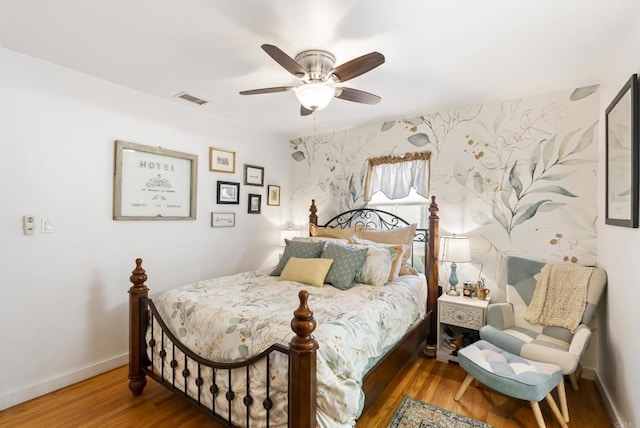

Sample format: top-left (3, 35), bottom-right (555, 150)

top-left (267, 185), bottom-right (280, 206)
top-left (244, 164), bottom-right (264, 186)
top-left (209, 147), bottom-right (236, 173)
top-left (605, 74), bottom-right (639, 227)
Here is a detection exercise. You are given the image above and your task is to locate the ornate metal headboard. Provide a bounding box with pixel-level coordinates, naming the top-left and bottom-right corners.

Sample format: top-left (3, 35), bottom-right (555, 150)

top-left (308, 202), bottom-right (429, 271)
top-left (321, 207), bottom-right (409, 230)
top-left (307, 198), bottom-right (440, 346)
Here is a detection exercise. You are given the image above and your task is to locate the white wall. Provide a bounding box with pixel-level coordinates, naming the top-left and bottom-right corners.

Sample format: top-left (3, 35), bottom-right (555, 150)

top-left (0, 48), bottom-right (290, 410)
top-left (597, 14), bottom-right (640, 427)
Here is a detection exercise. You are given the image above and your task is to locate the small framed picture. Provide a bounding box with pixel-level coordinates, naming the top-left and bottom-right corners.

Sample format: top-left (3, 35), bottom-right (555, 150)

top-left (267, 185), bottom-right (280, 206)
top-left (217, 181), bottom-right (240, 204)
top-left (209, 147), bottom-right (236, 173)
top-left (248, 193), bottom-right (262, 214)
top-left (244, 164), bottom-right (264, 186)
top-left (211, 212), bottom-right (235, 227)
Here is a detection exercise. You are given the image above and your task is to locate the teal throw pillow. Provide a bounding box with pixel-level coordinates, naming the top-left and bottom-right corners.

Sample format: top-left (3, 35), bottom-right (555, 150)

top-left (321, 243), bottom-right (369, 290)
top-left (270, 239), bottom-right (325, 276)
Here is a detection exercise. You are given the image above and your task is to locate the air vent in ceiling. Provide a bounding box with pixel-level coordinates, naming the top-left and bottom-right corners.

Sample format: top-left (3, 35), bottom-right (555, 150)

top-left (174, 92), bottom-right (208, 106)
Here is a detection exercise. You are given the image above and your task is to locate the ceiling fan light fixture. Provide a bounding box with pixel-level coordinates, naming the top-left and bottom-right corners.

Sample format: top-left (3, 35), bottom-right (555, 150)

top-left (294, 82), bottom-right (334, 111)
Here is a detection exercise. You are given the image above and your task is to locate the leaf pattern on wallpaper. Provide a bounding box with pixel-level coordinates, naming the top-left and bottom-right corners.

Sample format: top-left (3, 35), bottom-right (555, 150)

top-left (382, 108), bottom-right (483, 162)
top-left (289, 135), bottom-right (332, 167)
top-left (536, 208), bottom-right (597, 264)
top-left (381, 121), bottom-right (395, 131)
top-left (407, 132), bottom-right (431, 147)
top-left (313, 131), bottom-right (375, 212)
top-left (569, 85), bottom-right (599, 101)
top-left (457, 99), bottom-right (598, 236)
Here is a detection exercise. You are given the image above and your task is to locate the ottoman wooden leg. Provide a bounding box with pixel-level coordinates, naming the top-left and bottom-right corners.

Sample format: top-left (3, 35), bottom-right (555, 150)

top-left (545, 393), bottom-right (568, 428)
top-left (530, 401), bottom-right (546, 428)
top-left (454, 374), bottom-right (474, 401)
top-left (557, 378), bottom-right (569, 422)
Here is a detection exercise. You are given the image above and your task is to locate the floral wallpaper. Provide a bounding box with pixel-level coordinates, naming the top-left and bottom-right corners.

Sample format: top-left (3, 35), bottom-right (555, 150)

top-left (288, 86), bottom-right (599, 291)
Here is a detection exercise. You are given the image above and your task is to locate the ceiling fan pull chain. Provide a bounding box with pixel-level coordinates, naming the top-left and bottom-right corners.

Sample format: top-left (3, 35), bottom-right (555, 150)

top-left (313, 111), bottom-right (317, 141)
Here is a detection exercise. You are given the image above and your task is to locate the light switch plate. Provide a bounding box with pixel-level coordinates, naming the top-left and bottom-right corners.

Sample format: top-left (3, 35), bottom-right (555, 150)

top-left (41, 218), bottom-right (54, 234)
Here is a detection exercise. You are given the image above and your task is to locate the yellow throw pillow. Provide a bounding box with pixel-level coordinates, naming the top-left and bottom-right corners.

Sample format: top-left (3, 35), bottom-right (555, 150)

top-left (310, 223), bottom-right (361, 240)
top-left (279, 257), bottom-right (334, 287)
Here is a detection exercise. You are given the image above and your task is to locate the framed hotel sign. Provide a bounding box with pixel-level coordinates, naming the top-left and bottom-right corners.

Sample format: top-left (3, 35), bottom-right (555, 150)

top-left (605, 74), bottom-right (639, 228)
top-left (113, 140), bottom-right (198, 220)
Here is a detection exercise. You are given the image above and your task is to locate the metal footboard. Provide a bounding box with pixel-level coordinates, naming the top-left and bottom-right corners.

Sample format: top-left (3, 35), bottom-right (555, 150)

top-left (141, 298), bottom-right (290, 427)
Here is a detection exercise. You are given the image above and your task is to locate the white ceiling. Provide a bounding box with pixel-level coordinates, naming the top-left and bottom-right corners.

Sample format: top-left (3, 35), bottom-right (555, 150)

top-left (1, 1), bottom-right (639, 139)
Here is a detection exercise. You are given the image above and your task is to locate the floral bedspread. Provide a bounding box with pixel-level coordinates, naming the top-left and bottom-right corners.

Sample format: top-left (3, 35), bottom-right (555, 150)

top-left (148, 269), bottom-right (427, 427)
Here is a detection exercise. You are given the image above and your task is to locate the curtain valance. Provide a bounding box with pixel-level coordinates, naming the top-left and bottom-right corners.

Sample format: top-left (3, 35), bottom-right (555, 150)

top-left (364, 151), bottom-right (431, 201)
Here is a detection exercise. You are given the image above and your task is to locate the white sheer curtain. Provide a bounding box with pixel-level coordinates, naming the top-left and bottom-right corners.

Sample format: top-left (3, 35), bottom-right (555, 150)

top-left (364, 152), bottom-right (431, 202)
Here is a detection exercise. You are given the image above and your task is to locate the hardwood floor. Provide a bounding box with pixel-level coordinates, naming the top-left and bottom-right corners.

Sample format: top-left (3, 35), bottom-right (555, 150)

top-left (0, 354), bottom-right (611, 427)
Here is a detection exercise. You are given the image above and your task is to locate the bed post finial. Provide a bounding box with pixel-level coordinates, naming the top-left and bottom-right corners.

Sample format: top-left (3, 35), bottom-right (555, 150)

top-left (289, 290), bottom-right (318, 427)
top-left (128, 258), bottom-right (149, 396)
top-left (429, 195), bottom-right (439, 219)
top-left (309, 199), bottom-right (318, 236)
top-left (291, 290), bottom-right (317, 347)
top-left (130, 258), bottom-right (148, 287)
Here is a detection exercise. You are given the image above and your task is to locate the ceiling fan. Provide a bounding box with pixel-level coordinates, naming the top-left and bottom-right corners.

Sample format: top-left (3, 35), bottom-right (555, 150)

top-left (239, 44), bottom-right (385, 116)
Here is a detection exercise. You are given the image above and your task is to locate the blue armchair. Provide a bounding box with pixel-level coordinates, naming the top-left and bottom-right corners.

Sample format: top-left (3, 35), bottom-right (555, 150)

top-left (479, 256), bottom-right (607, 422)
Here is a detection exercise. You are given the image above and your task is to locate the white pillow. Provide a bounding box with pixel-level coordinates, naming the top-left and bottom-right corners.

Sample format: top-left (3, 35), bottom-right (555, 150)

top-left (356, 224), bottom-right (417, 275)
top-left (352, 238), bottom-right (408, 280)
top-left (351, 244), bottom-right (395, 286)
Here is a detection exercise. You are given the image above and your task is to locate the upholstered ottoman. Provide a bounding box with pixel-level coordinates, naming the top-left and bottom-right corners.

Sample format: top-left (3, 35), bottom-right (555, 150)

top-left (454, 340), bottom-right (567, 428)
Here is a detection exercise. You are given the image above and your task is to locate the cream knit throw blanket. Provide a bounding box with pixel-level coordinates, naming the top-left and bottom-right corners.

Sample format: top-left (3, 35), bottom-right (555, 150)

top-left (523, 263), bottom-right (594, 333)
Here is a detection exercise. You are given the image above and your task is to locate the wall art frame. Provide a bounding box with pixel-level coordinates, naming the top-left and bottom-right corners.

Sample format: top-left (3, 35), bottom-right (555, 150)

top-left (248, 193), bottom-right (262, 214)
top-left (209, 147), bottom-right (236, 173)
top-left (244, 164), bottom-right (264, 187)
top-left (113, 140), bottom-right (198, 221)
top-left (267, 185), bottom-right (281, 206)
top-left (217, 181), bottom-right (240, 204)
top-left (605, 73), bottom-right (639, 228)
top-left (211, 212), bottom-right (235, 227)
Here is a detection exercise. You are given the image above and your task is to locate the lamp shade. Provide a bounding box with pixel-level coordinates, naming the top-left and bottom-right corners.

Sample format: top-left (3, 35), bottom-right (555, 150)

top-left (294, 82), bottom-right (334, 111)
top-left (441, 235), bottom-right (471, 263)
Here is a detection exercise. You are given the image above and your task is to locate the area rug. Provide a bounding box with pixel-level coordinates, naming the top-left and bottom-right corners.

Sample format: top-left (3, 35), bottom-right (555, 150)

top-left (387, 396), bottom-right (493, 428)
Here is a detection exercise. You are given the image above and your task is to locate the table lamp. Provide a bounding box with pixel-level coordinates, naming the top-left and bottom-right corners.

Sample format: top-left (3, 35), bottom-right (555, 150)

top-left (441, 234), bottom-right (471, 296)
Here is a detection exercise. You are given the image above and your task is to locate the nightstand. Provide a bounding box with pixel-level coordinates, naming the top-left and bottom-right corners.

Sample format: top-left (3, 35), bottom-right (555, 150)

top-left (436, 293), bottom-right (489, 363)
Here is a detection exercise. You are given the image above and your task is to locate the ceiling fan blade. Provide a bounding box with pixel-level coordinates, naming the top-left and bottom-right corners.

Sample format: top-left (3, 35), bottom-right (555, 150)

top-left (330, 52), bottom-right (385, 83)
top-left (261, 44), bottom-right (308, 78)
top-left (336, 87), bottom-right (381, 104)
top-left (300, 105), bottom-right (314, 116)
top-left (239, 86), bottom-right (294, 95)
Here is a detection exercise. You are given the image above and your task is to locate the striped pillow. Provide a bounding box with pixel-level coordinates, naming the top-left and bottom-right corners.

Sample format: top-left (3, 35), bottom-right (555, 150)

top-left (356, 224), bottom-right (417, 275)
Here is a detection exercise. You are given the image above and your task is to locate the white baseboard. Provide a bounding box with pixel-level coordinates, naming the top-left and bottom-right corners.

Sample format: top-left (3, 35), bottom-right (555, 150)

top-left (0, 353), bottom-right (128, 411)
top-left (581, 367), bottom-right (596, 380)
top-left (594, 371), bottom-right (622, 426)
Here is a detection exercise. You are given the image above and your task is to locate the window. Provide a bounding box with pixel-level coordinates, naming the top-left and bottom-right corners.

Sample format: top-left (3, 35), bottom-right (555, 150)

top-left (368, 189), bottom-right (429, 273)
